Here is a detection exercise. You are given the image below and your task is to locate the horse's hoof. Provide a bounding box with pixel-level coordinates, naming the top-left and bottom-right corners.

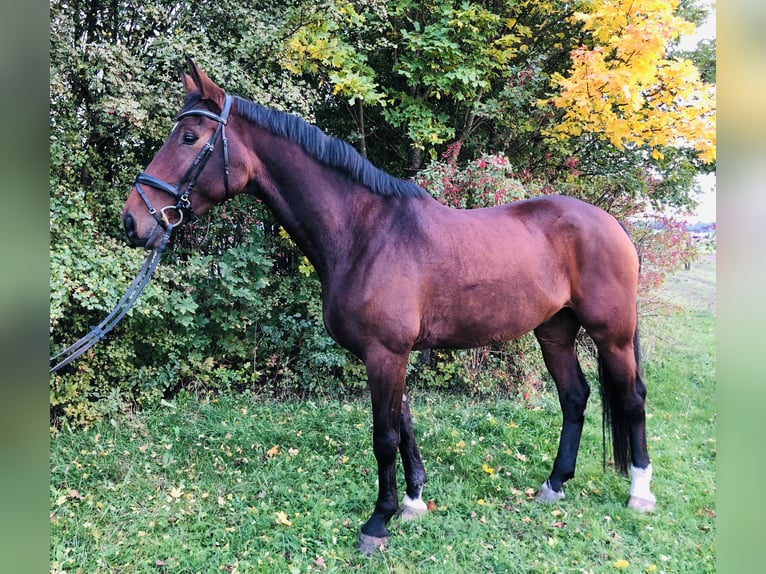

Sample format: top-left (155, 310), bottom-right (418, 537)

top-left (628, 495), bottom-right (656, 513)
top-left (400, 503), bottom-right (427, 522)
top-left (356, 533), bottom-right (389, 555)
top-left (399, 495), bottom-right (428, 522)
top-left (535, 480), bottom-right (565, 503)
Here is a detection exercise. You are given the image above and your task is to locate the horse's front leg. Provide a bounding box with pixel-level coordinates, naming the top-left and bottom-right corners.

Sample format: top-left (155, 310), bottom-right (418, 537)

top-left (356, 347), bottom-right (409, 555)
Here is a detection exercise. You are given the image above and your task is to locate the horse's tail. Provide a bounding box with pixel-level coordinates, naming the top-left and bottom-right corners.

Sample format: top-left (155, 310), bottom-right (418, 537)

top-left (598, 221), bottom-right (642, 475)
top-left (599, 323), bottom-right (641, 476)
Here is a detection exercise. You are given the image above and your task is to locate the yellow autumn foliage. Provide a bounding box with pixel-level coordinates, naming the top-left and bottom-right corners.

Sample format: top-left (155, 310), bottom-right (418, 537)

top-left (543, 0), bottom-right (716, 163)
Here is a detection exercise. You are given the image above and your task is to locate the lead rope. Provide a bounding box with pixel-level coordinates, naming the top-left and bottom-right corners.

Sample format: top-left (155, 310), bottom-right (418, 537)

top-left (50, 227), bottom-right (174, 373)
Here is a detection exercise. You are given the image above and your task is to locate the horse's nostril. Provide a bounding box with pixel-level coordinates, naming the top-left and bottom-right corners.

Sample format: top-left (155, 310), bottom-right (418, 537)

top-left (123, 213), bottom-right (137, 239)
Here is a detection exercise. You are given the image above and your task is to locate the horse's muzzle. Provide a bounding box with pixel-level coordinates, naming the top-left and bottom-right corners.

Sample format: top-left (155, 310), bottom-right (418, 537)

top-left (123, 213), bottom-right (147, 248)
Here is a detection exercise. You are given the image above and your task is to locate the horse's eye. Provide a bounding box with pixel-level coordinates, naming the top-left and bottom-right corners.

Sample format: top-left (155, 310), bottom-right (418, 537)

top-left (182, 133), bottom-right (198, 145)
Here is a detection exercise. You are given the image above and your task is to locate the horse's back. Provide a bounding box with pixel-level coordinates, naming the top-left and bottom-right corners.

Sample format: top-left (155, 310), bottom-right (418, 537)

top-left (409, 195), bottom-right (639, 347)
top-left (422, 194), bottom-right (637, 280)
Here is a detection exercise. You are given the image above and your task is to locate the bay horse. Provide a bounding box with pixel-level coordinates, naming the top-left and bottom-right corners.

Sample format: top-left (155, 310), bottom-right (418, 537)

top-left (122, 58), bottom-right (656, 553)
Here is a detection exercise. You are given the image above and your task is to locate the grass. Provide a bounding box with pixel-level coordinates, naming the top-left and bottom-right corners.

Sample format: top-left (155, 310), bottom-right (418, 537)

top-left (50, 257), bottom-right (716, 573)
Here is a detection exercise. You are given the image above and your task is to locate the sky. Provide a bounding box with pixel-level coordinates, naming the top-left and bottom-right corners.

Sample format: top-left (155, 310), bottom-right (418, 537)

top-left (694, 172), bottom-right (716, 223)
top-left (679, 8), bottom-right (716, 223)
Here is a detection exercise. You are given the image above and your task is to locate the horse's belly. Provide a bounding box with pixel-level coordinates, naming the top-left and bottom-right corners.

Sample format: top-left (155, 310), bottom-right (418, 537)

top-left (416, 287), bottom-right (563, 350)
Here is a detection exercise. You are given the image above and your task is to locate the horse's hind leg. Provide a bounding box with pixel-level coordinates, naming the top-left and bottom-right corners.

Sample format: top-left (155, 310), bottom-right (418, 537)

top-left (399, 391), bottom-right (428, 520)
top-left (596, 339), bottom-right (656, 512)
top-left (534, 309), bottom-right (590, 502)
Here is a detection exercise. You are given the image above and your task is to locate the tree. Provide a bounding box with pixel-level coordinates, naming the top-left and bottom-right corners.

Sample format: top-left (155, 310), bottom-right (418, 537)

top-left (285, 0), bottom-right (579, 172)
top-left (50, 0), bottom-right (352, 423)
top-left (281, 0), bottom-right (715, 212)
top-left (543, 0), bottom-right (716, 165)
top-left (50, 0), bottom-right (716, 423)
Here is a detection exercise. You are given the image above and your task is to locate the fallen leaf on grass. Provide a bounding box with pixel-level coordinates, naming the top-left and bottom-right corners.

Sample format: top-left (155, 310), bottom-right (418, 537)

top-left (266, 444), bottom-right (280, 457)
top-left (275, 511), bottom-right (292, 526)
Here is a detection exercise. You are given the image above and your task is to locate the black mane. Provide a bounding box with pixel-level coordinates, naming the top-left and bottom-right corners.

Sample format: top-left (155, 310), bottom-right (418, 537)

top-left (234, 97), bottom-right (429, 199)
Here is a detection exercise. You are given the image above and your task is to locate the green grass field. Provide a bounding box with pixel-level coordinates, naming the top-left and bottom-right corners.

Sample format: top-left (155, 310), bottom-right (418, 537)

top-left (50, 256), bottom-right (716, 573)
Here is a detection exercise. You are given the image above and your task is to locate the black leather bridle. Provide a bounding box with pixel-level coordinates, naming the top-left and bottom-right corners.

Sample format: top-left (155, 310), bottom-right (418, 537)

top-left (134, 93), bottom-right (234, 230)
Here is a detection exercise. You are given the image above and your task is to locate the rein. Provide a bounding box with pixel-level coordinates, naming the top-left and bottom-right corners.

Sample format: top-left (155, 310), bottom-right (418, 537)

top-left (50, 230), bottom-right (173, 373)
top-left (50, 94), bottom-right (234, 373)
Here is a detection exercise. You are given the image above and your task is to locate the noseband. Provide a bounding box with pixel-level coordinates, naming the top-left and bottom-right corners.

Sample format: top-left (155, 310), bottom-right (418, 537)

top-left (134, 93), bottom-right (233, 231)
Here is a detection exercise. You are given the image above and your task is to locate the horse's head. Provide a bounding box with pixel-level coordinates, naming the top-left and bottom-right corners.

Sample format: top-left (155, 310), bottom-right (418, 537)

top-left (122, 57), bottom-right (249, 249)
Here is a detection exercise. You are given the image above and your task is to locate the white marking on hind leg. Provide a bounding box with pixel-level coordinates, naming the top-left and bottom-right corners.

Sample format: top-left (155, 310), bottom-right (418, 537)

top-left (401, 487), bottom-right (428, 521)
top-left (628, 464), bottom-right (656, 512)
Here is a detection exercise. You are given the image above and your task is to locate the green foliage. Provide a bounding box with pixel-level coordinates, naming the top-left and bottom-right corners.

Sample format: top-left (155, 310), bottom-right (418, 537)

top-left (383, 0), bottom-right (513, 156)
top-left (296, 0), bottom-right (715, 202)
top-left (282, 1), bottom-right (387, 107)
top-left (51, 0), bottom-right (304, 422)
top-left (678, 38), bottom-right (716, 84)
top-left (408, 334), bottom-right (550, 399)
top-left (241, 258), bottom-right (366, 399)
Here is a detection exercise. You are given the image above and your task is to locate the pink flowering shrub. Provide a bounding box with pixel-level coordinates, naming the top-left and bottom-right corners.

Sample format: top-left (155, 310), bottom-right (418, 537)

top-left (415, 142), bottom-right (552, 209)
top-left (627, 216), bottom-right (699, 303)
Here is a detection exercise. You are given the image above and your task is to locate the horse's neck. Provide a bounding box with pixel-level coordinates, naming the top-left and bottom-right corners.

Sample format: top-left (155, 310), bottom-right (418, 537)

top-left (252, 147), bottom-right (375, 280)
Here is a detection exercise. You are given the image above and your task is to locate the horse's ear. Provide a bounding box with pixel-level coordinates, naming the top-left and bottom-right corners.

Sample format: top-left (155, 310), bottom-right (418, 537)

top-left (180, 69), bottom-right (196, 94)
top-left (181, 55), bottom-right (226, 111)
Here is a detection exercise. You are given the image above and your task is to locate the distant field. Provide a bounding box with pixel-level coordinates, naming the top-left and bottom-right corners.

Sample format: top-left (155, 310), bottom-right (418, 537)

top-left (51, 257), bottom-right (716, 573)
top-left (654, 253), bottom-right (716, 313)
